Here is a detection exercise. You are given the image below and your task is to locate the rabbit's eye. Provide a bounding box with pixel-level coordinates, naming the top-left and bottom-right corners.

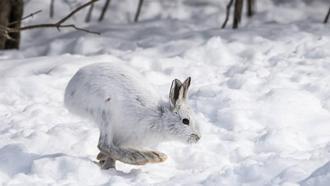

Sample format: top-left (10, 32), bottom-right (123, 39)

top-left (182, 118), bottom-right (189, 125)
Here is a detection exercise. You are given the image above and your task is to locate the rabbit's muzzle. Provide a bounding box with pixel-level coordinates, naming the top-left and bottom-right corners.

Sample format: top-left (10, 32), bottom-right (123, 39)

top-left (188, 133), bottom-right (201, 144)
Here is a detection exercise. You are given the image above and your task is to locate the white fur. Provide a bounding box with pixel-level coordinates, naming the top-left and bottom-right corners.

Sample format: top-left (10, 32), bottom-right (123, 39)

top-left (64, 62), bottom-right (200, 155)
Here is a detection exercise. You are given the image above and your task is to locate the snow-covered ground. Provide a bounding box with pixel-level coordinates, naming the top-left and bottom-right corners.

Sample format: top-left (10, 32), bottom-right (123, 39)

top-left (0, 0), bottom-right (330, 185)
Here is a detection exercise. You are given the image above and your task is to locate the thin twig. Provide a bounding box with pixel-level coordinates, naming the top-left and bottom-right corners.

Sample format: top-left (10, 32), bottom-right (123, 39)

top-left (134, 0), bottom-right (144, 22)
top-left (222, 0), bottom-right (234, 29)
top-left (324, 7), bottom-right (330, 24)
top-left (8, 10), bottom-right (42, 26)
top-left (99, 0), bottom-right (111, 22)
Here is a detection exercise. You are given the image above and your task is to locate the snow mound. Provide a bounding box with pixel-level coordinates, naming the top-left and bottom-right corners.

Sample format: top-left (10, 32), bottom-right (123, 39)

top-left (301, 161), bottom-right (330, 186)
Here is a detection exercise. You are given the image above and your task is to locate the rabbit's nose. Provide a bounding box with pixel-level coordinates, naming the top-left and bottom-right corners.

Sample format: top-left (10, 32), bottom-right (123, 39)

top-left (188, 134), bottom-right (200, 143)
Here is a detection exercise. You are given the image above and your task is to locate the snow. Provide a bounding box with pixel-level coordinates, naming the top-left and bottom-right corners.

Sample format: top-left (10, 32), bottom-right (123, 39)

top-left (0, 0), bottom-right (330, 185)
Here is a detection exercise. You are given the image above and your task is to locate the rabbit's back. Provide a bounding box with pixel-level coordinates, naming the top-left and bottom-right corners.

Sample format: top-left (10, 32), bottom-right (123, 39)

top-left (64, 63), bottom-right (160, 124)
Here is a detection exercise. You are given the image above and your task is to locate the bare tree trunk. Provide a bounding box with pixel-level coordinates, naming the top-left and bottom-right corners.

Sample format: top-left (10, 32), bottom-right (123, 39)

top-left (0, 0), bottom-right (11, 49)
top-left (233, 0), bottom-right (243, 29)
top-left (221, 0), bottom-right (234, 29)
top-left (85, 2), bottom-right (94, 22)
top-left (0, 0), bottom-right (23, 49)
top-left (50, 0), bottom-right (55, 18)
top-left (6, 0), bottom-right (23, 49)
top-left (134, 0), bottom-right (144, 22)
top-left (247, 0), bottom-right (255, 17)
top-left (324, 7), bottom-right (330, 24)
top-left (99, 0), bottom-right (111, 22)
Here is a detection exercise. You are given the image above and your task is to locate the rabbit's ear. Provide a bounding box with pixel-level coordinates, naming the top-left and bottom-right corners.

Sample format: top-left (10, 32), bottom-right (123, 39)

top-left (182, 77), bottom-right (191, 99)
top-left (169, 79), bottom-right (182, 108)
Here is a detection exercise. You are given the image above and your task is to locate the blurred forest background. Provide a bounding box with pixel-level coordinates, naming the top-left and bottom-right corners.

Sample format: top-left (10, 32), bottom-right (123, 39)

top-left (0, 0), bottom-right (329, 50)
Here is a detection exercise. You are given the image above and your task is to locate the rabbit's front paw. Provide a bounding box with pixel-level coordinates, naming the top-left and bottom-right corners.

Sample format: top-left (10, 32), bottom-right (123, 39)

top-left (97, 152), bottom-right (115, 169)
top-left (96, 151), bottom-right (107, 161)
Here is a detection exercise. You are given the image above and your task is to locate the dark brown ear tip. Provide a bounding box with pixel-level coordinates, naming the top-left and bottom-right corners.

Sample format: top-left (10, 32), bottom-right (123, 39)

top-left (185, 77), bottom-right (191, 84)
top-left (174, 79), bottom-right (182, 85)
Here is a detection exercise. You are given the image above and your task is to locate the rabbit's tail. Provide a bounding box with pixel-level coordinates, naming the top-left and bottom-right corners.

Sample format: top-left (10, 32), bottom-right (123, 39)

top-left (99, 145), bottom-right (167, 165)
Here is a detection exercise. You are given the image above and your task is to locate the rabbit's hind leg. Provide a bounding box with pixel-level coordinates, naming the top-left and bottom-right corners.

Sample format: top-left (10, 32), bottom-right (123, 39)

top-left (97, 131), bottom-right (167, 165)
top-left (97, 151), bottom-right (116, 169)
top-left (99, 143), bottom-right (167, 165)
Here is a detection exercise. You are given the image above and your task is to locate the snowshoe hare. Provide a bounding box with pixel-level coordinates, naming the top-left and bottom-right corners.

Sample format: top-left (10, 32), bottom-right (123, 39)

top-left (64, 63), bottom-right (201, 169)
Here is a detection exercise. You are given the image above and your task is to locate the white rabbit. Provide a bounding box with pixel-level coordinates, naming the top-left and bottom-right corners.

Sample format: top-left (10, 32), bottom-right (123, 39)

top-left (64, 62), bottom-right (200, 169)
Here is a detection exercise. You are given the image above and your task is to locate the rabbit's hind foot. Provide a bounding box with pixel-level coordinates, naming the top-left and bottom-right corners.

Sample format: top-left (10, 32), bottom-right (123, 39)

top-left (128, 150), bottom-right (168, 165)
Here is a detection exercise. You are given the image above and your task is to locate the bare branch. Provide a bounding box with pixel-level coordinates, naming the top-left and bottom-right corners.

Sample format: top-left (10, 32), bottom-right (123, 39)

top-left (99, 0), bottom-right (111, 22)
top-left (57, 0), bottom-right (99, 25)
top-left (324, 7), bottom-right (330, 24)
top-left (15, 23), bottom-right (99, 35)
top-left (134, 0), bottom-right (144, 22)
top-left (14, 0), bottom-right (101, 34)
top-left (222, 0), bottom-right (234, 29)
top-left (58, 24), bottom-right (100, 34)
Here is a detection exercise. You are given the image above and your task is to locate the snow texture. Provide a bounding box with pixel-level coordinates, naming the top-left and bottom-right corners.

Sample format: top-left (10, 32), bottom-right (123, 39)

top-left (0, 0), bottom-right (330, 185)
